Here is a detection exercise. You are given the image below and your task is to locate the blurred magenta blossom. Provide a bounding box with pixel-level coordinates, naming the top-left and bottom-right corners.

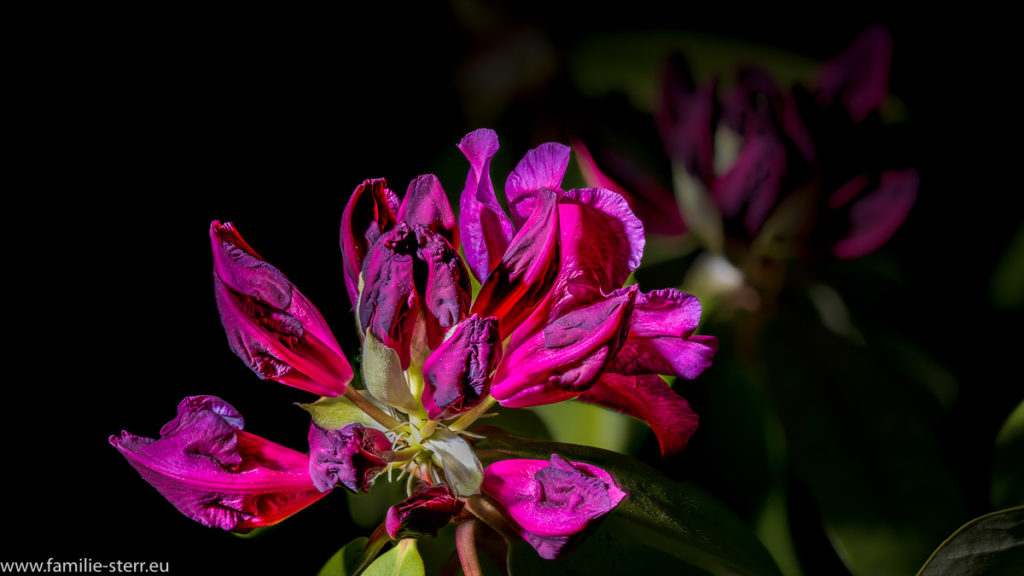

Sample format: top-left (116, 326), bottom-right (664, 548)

top-left (576, 26), bottom-right (918, 311)
top-left (110, 129), bottom-right (716, 567)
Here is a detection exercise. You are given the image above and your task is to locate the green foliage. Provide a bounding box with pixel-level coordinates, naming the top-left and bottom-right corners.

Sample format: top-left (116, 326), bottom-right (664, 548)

top-left (916, 507), bottom-right (1024, 576)
top-left (363, 539), bottom-right (425, 576)
top-left (992, 400), bottom-right (1024, 509)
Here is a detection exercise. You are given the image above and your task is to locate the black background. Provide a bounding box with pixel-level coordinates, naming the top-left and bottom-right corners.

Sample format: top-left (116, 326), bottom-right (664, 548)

top-left (9, 3), bottom-right (1019, 574)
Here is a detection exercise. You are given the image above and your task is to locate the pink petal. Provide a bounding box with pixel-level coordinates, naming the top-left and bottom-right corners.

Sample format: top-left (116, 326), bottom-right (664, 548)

top-left (417, 226), bottom-right (473, 350)
top-left (606, 289), bottom-right (718, 380)
top-left (815, 25), bottom-right (893, 123)
top-left (110, 396), bottom-right (325, 532)
top-left (458, 128), bottom-right (514, 282)
top-left (359, 223), bottom-right (472, 366)
top-left (340, 178), bottom-right (400, 308)
top-left (832, 169), bottom-right (918, 259)
top-left (556, 187), bottom-right (645, 300)
top-left (358, 224), bottom-right (420, 368)
top-left (505, 142), bottom-right (570, 228)
top-left (472, 189), bottom-right (560, 339)
top-left (421, 315), bottom-right (503, 420)
top-left (308, 422), bottom-right (392, 493)
top-left (481, 454), bottom-right (626, 558)
top-left (211, 221), bottom-right (352, 397)
top-left (491, 287), bottom-right (637, 408)
top-left (398, 174), bottom-right (458, 248)
top-left (579, 373), bottom-right (700, 457)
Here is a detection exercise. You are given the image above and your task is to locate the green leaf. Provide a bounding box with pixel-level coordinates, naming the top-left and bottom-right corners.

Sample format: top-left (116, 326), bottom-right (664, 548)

top-left (362, 331), bottom-right (423, 416)
top-left (916, 506), bottom-right (1024, 576)
top-left (298, 394), bottom-right (383, 431)
top-left (992, 400), bottom-right (1024, 509)
top-left (318, 537), bottom-right (368, 576)
top-left (476, 428), bottom-right (782, 576)
top-left (363, 539), bottom-right (425, 576)
top-left (506, 515), bottom-right (713, 576)
top-left (528, 400), bottom-right (643, 453)
top-left (317, 534), bottom-right (390, 576)
top-left (763, 308), bottom-right (967, 576)
top-left (989, 223), bottom-right (1024, 310)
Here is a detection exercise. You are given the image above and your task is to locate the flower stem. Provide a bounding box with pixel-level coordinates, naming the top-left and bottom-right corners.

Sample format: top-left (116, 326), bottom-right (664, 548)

top-left (344, 387), bottom-right (402, 429)
top-left (464, 494), bottom-right (519, 541)
top-left (455, 520), bottom-right (483, 576)
top-left (448, 395), bottom-right (498, 433)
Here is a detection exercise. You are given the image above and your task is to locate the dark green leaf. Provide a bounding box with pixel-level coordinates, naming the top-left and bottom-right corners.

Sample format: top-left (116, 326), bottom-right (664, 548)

top-left (476, 428), bottom-right (782, 576)
top-left (763, 308), bottom-right (967, 575)
top-left (992, 400), bottom-right (1024, 509)
top-left (318, 535), bottom-right (389, 576)
top-left (318, 537), bottom-right (368, 576)
top-left (917, 506), bottom-right (1024, 576)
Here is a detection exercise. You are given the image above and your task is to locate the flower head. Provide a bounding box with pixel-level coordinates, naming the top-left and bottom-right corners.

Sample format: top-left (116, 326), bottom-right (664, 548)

top-left (385, 484), bottom-right (464, 540)
top-left (109, 396), bottom-right (326, 532)
top-left (113, 129), bottom-right (717, 572)
top-left (576, 26), bottom-right (917, 266)
top-left (481, 454), bottom-right (627, 559)
top-left (212, 221), bottom-right (353, 397)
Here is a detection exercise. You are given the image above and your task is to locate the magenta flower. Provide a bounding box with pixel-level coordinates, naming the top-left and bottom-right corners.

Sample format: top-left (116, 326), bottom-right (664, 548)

top-left (343, 128), bottom-right (716, 456)
top-left (577, 25), bottom-right (917, 263)
top-left (385, 484), bottom-right (464, 540)
top-left (109, 396), bottom-right (326, 532)
top-left (308, 422), bottom-right (393, 493)
top-left (212, 220), bottom-right (354, 397)
top-left (113, 128), bottom-right (718, 573)
top-left (481, 454), bottom-right (627, 559)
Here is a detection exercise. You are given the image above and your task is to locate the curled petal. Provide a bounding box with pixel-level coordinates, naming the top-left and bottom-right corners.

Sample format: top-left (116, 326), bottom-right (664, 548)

top-left (579, 373), bottom-right (700, 457)
top-left (481, 454), bottom-right (626, 559)
top-left (815, 25), bottom-right (893, 122)
top-left (832, 169), bottom-right (918, 259)
top-left (109, 396), bottom-right (325, 532)
top-left (607, 289), bottom-right (718, 380)
top-left (416, 226), bottom-right (472, 350)
top-left (492, 287), bottom-right (637, 408)
top-left (472, 189), bottom-right (560, 339)
top-left (211, 221), bottom-right (352, 397)
top-left (555, 188), bottom-right (646, 304)
top-left (710, 135), bottom-right (787, 234)
top-left (340, 178), bottom-right (400, 308)
top-left (385, 484), bottom-right (464, 540)
top-left (308, 422), bottom-right (392, 493)
top-left (398, 174), bottom-right (459, 248)
top-left (359, 223), bottom-right (471, 366)
top-left (358, 224), bottom-right (419, 367)
top-left (505, 142), bottom-right (570, 228)
top-left (422, 315), bottom-right (503, 420)
top-left (458, 128), bottom-right (514, 282)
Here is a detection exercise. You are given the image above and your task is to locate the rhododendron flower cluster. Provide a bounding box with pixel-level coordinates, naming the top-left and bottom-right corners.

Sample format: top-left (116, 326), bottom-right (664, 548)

top-left (576, 26), bottom-right (918, 313)
top-left (110, 128), bottom-right (716, 570)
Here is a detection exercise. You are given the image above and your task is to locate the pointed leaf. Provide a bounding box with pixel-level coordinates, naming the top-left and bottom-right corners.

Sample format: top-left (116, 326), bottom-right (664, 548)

top-left (363, 539), bottom-right (425, 576)
top-left (298, 394), bottom-right (384, 432)
top-left (916, 507), bottom-right (1024, 576)
top-left (318, 537), bottom-right (366, 576)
